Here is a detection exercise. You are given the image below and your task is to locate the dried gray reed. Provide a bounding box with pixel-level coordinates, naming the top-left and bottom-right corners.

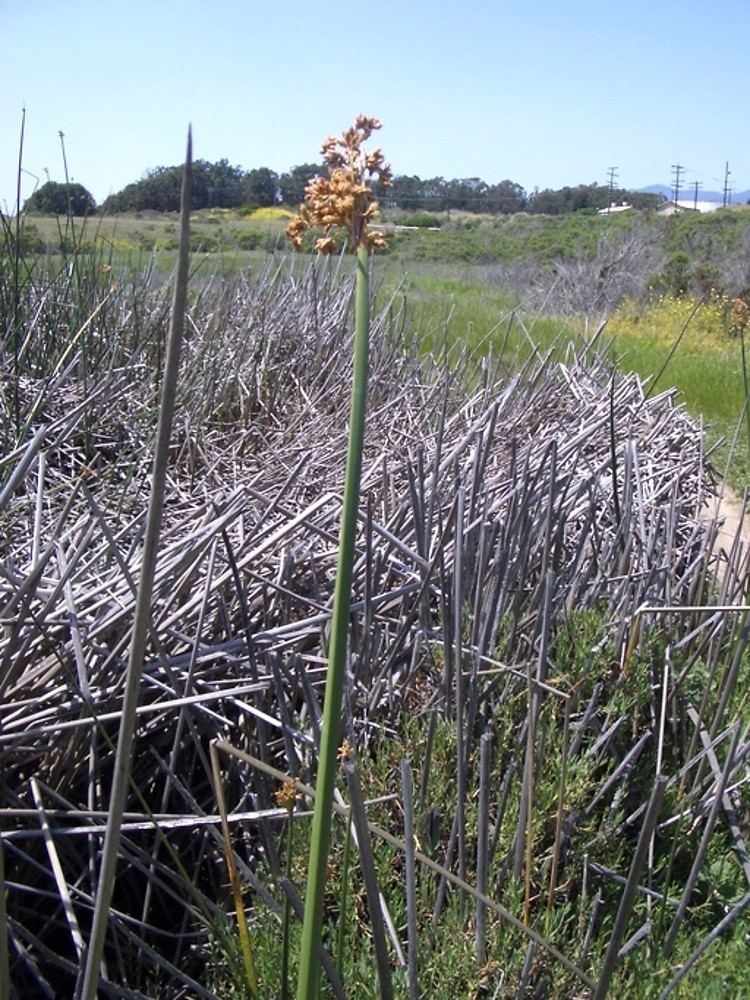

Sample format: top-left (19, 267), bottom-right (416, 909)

top-left (343, 757), bottom-right (394, 1000)
top-left (78, 129), bottom-right (193, 1000)
top-left (1, 240), bottom-right (734, 994)
top-left (592, 775), bottom-right (668, 1000)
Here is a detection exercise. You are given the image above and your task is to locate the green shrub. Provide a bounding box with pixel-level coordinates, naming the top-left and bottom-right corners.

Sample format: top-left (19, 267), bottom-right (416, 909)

top-left (402, 211), bottom-right (443, 229)
top-left (24, 180), bottom-right (96, 216)
top-left (649, 251), bottom-right (691, 298)
top-left (2, 223), bottom-right (45, 255)
top-left (189, 233), bottom-right (220, 253)
top-left (236, 230), bottom-right (264, 251)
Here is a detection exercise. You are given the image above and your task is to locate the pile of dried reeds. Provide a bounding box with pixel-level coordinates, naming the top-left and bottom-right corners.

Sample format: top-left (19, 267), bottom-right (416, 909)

top-left (1, 260), bottom-right (747, 996)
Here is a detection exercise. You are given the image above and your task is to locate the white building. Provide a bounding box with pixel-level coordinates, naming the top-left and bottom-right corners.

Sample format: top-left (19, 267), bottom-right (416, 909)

top-left (657, 199), bottom-right (724, 215)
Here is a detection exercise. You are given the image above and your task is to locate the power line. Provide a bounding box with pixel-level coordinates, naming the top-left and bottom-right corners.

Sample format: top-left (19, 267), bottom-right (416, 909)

top-left (723, 161), bottom-right (731, 208)
top-left (671, 163), bottom-right (684, 205)
top-left (606, 167), bottom-right (618, 213)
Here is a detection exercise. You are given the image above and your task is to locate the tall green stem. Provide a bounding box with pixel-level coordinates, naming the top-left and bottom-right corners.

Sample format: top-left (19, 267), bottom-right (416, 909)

top-left (296, 245), bottom-right (370, 999)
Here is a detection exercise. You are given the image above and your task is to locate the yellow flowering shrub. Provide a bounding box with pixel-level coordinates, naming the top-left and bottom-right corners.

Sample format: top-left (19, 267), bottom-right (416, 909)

top-left (609, 292), bottom-right (739, 354)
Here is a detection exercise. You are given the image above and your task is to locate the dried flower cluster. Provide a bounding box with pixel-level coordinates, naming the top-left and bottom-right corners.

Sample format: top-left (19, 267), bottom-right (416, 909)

top-left (274, 779), bottom-right (297, 812)
top-left (730, 296), bottom-right (749, 335)
top-left (286, 115), bottom-right (392, 254)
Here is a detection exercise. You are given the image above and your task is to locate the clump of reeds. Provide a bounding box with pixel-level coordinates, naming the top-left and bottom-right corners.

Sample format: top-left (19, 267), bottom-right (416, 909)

top-left (2, 119), bottom-right (749, 999)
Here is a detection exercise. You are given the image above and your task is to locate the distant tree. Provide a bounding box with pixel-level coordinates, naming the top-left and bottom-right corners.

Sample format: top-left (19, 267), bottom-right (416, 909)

top-left (279, 163), bottom-right (323, 207)
top-left (486, 180), bottom-right (527, 214)
top-left (388, 174), bottom-right (427, 211)
top-left (103, 160), bottom-right (246, 213)
top-left (140, 166), bottom-right (184, 211)
top-left (627, 191), bottom-right (665, 210)
top-left (244, 167), bottom-right (279, 207)
top-left (422, 177), bottom-right (448, 209)
top-left (445, 177), bottom-right (488, 211)
top-left (530, 184), bottom-right (602, 215)
top-left (98, 159), bottom-right (667, 218)
top-left (24, 180), bottom-right (96, 216)
top-left (197, 159), bottom-right (245, 208)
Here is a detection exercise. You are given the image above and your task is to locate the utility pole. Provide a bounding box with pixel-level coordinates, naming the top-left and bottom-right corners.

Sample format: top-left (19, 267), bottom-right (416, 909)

top-left (723, 161), bottom-right (731, 207)
top-left (692, 181), bottom-right (701, 210)
top-left (671, 163), bottom-right (684, 207)
top-left (606, 167), bottom-right (618, 213)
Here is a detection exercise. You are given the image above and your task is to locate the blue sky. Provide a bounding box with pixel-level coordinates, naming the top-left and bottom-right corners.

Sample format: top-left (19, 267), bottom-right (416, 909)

top-left (2, 0), bottom-right (749, 211)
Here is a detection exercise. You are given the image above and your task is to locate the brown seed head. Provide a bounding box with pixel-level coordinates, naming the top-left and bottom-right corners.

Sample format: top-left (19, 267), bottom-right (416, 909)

top-left (275, 780), bottom-right (297, 812)
top-left (286, 116), bottom-right (392, 254)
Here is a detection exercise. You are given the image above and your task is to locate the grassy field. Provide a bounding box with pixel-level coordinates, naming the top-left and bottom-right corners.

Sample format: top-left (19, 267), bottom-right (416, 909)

top-left (372, 263), bottom-right (750, 490)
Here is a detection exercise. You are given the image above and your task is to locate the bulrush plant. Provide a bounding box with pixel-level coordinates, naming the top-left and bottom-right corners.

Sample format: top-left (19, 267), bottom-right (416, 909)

top-left (286, 116), bottom-right (391, 999)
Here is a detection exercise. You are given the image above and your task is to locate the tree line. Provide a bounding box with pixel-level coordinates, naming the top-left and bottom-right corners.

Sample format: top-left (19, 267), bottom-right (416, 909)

top-left (23, 159), bottom-right (664, 217)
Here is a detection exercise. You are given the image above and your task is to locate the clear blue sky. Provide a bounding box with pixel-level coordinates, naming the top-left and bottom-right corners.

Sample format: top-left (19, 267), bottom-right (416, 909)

top-left (2, 0), bottom-right (749, 211)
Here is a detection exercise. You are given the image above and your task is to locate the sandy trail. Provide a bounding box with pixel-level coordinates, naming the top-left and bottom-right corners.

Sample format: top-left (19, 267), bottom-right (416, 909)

top-left (704, 484), bottom-right (750, 580)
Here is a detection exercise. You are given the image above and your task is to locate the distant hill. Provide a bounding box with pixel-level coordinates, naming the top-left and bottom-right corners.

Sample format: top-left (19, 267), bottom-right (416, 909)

top-left (640, 183), bottom-right (750, 205)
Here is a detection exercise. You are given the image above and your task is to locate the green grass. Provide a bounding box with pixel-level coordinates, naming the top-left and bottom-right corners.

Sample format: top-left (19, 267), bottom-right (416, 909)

top-left (605, 295), bottom-right (750, 488)
top-left (15, 207), bottom-right (291, 256)
top-left (375, 269), bottom-right (578, 369)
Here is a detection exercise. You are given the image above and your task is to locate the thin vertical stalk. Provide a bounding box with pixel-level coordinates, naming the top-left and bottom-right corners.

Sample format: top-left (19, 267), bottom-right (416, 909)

top-left (11, 106), bottom-right (26, 434)
top-left (334, 815), bottom-right (354, 983)
top-left (77, 129), bottom-right (192, 1000)
top-left (547, 690), bottom-right (573, 909)
top-left (344, 759), bottom-right (394, 1000)
top-left (522, 656), bottom-right (535, 925)
top-left (0, 840), bottom-right (9, 1000)
top-left (593, 775), bottom-right (667, 1000)
top-left (297, 244), bottom-right (371, 999)
top-left (663, 724), bottom-right (741, 958)
top-left (609, 370), bottom-right (623, 542)
top-left (209, 743), bottom-right (258, 997)
top-left (281, 808), bottom-right (296, 1000)
top-left (476, 731), bottom-right (492, 967)
top-left (454, 482), bottom-right (467, 904)
top-left (740, 327), bottom-right (750, 460)
top-left (401, 759), bottom-right (419, 999)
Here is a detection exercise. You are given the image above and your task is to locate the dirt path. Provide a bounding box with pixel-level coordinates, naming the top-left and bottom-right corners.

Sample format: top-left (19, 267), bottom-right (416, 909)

top-left (704, 484), bottom-right (750, 577)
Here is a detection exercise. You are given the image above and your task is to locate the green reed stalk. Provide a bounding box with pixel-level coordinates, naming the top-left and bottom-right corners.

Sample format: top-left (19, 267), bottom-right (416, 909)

top-left (296, 244), bottom-right (370, 999)
top-left (281, 795), bottom-right (296, 999)
top-left (335, 814), bottom-right (354, 982)
top-left (210, 742), bottom-right (258, 998)
top-left (10, 107), bottom-right (26, 433)
top-left (740, 326), bottom-right (750, 460)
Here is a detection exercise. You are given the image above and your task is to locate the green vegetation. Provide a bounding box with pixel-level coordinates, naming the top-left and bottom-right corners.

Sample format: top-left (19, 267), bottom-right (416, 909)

top-left (23, 153), bottom-right (667, 219)
top-left (24, 178), bottom-right (96, 216)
